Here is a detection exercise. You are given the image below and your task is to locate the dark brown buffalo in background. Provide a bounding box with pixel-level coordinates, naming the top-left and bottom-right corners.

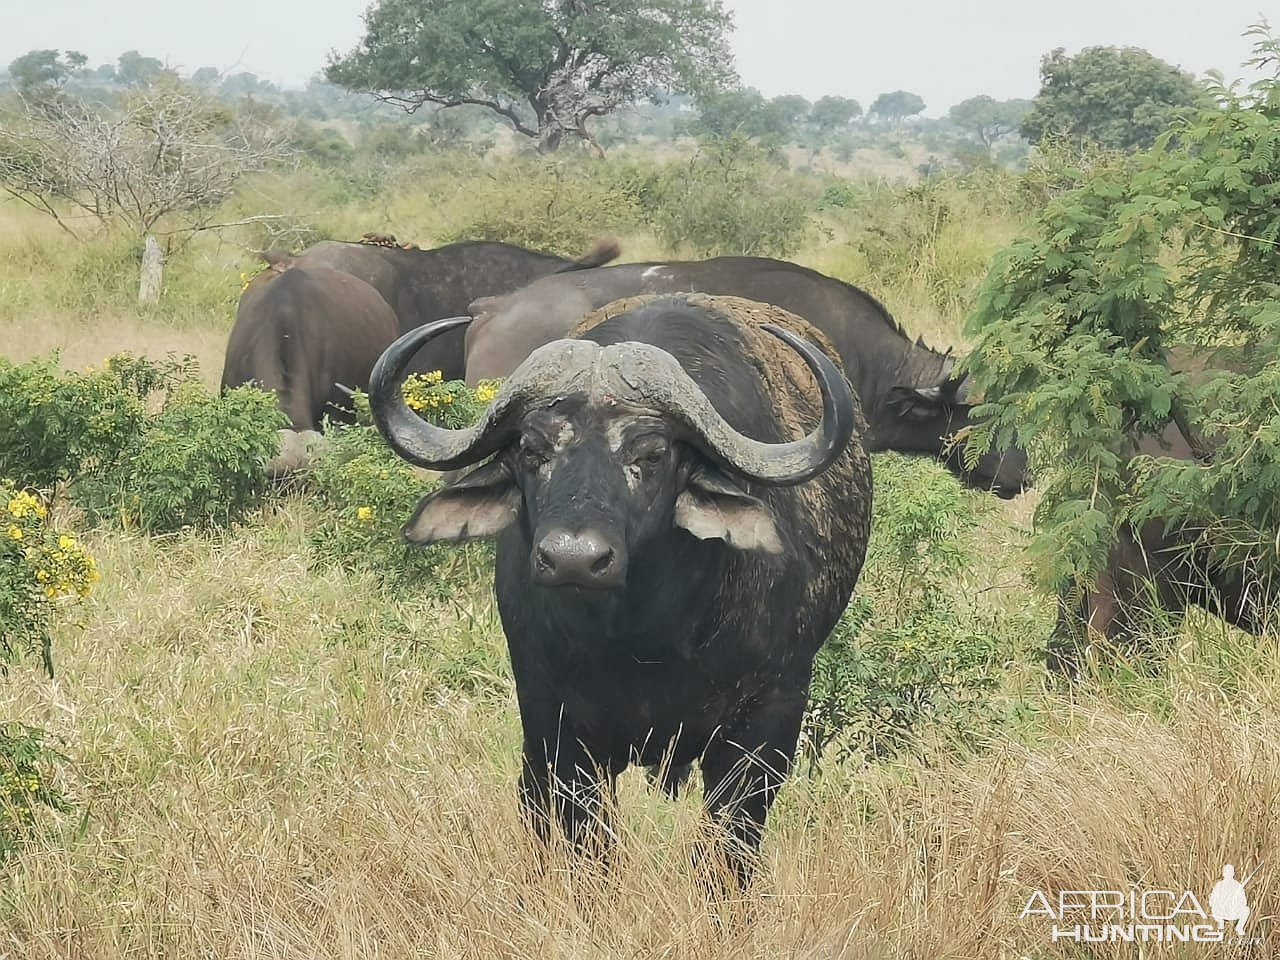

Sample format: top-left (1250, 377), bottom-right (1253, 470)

top-left (222, 264), bottom-right (397, 431)
top-left (463, 257), bottom-right (1028, 498)
top-left (293, 238), bottom-right (620, 381)
top-left (1048, 352), bottom-right (1268, 675)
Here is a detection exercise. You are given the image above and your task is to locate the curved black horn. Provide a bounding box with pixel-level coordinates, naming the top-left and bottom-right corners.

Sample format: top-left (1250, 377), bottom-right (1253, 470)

top-left (369, 317), bottom-right (504, 471)
top-left (369, 317), bottom-right (601, 471)
top-left (711, 323), bottom-right (856, 485)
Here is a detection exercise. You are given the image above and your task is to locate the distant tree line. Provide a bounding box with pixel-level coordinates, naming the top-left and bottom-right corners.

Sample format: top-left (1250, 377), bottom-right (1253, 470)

top-left (0, 22), bottom-right (1217, 167)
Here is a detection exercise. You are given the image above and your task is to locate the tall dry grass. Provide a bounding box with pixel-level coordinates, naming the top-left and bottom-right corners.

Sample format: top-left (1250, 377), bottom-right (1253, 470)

top-left (2, 503), bottom-right (1276, 958)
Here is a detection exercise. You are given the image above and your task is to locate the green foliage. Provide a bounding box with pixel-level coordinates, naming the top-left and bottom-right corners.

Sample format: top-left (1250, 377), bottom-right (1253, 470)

top-left (805, 455), bottom-right (1005, 766)
top-left (870, 90), bottom-right (926, 125)
top-left (0, 352), bottom-right (186, 491)
top-left (640, 135), bottom-right (813, 257)
top-left (439, 159), bottom-right (641, 256)
top-left (0, 482), bottom-right (99, 674)
top-left (326, 0), bottom-right (736, 152)
top-left (1019, 45), bottom-right (1207, 152)
top-left (7, 49), bottom-right (85, 95)
top-left (948, 95), bottom-right (1032, 149)
top-left (0, 352), bottom-right (284, 536)
top-left (809, 95), bottom-right (862, 139)
top-left (84, 382), bottom-right (286, 534)
top-left (310, 378), bottom-right (496, 590)
top-left (964, 22), bottom-right (1280, 593)
top-left (0, 724), bottom-right (68, 862)
top-left (851, 172), bottom-right (1020, 314)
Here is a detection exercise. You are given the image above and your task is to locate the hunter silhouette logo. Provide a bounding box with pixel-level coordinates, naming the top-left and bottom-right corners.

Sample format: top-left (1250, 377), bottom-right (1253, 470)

top-left (1209, 863), bottom-right (1257, 936)
top-left (1021, 861), bottom-right (1264, 944)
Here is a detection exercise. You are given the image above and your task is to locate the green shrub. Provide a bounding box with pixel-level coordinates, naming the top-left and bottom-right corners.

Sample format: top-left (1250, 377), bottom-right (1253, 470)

top-left (0, 723), bottom-right (69, 862)
top-left (0, 351), bottom-right (284, 534)
top-left (0, 481), bottom-right (99, 673)
top-left (82, 382), bottom-right (286, 534)
top-left (641, 135), bottom-right (815, 257)
top-left (0, 352), bottom-right (201, 494)
top-left (805, 455), bottom-right (1005, 767)
top-left (309, 377), bottom-right (496, 590)
top-left (439, 159), bottom-right (640, 257)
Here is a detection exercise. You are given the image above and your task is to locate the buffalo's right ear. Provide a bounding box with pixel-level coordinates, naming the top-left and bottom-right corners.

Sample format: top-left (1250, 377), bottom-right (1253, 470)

top-left (403, 458), bottom-right (519, 544)
top-left (674, 464), bottom-right (783, 554)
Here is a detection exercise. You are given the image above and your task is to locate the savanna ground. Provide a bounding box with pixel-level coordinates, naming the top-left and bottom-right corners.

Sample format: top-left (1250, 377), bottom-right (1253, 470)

top-left (2, 145), bottom-right (1278, 958)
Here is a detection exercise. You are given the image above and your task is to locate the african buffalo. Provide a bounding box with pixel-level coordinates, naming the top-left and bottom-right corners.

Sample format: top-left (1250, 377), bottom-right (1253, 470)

top-left (463, 257), bottom-right (1027, 498)
top-left (294, 237), bottom-right (620, 381)
top-left (222, 264), bottom-right (397, 435)
top-left (1047, 394), bottom-right (1269, 676)
top-left (369, 293), bottom-right (872, 886)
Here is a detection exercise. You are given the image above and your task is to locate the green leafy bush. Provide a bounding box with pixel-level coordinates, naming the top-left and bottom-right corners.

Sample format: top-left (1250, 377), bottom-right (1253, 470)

top-left (310, 377), bottom-right (496, 590)
top-left (0, 351), bottom-right (286, 535)
top-left (805, 455), bottom-right (1005, 766)
top-left (439, 159), bottom-right (639, 257)
top-left (0, 723), bottom-right (69, 862)
top-left (0, 481), bottom-right (99, 673)
top-left (0, 353), bottom-right (161, 490)
top-left (963, 22), bottom-right (1280, 595)
top-left (640, 135), bottom-right (815, 257)
top-left (81, 382), bottom-right (286, 534)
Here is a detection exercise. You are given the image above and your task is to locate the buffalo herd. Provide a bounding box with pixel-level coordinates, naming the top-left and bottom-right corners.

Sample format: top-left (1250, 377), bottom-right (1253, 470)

top-left (220, 234), bottom-right (1264, 883)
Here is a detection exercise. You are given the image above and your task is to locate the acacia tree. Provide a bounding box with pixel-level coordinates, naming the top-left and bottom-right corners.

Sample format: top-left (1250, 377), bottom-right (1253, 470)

top-left (962, 21), bottom-right (1280, 601)
top-left (7, 49), bottom-right (87, 95)
top-left (0, 81), bottom-right (289, 240)
top-left (869, 90), bottom-right (925, 126)
top-left (1020, 45), bottom-right (1206, 151)
top-left (947, 95), bottom-right (1031, 151)
top-left (326, 0), bottom-right (736, 154)
top-left (808, 95), bottom-right (862, 138)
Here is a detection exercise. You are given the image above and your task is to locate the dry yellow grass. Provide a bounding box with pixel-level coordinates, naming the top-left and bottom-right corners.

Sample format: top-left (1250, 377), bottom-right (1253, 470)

top-left (2, 509), bottom-right (1275, 958)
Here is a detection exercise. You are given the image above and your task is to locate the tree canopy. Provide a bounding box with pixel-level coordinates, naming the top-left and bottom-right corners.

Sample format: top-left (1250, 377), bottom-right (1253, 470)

top-left (809, 95), bottom-right (862, 135)
top-left (870, 90), bottom-right (925, 125)
top-left (947, 95), bottom-right (1031, 149)
top-left (326, 0), bottom-right (737, 154)
top-left (7, 49), bottom-right (86, 95)
top-left (963, 22), bottom-right (1280, 594)
top-left (1019, 45), bottom-right (1207, 151)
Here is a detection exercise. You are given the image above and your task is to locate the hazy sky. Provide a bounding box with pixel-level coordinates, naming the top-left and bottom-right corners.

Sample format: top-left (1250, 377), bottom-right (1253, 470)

top-left (2, 0), bottom-right (1272, 114)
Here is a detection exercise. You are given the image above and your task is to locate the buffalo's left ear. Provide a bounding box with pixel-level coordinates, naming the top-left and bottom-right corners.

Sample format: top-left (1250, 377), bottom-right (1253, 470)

top-left (674, 464), bottom-right (783, 554)
top-left (402, 458), bottom-right (519, 545)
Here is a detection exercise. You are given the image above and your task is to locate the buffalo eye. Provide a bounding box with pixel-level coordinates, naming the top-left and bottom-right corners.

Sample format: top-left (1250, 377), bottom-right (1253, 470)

top-left (629, 442), bottom-right (668, 471)
top-left (517, 438), bottom-right (550, 471)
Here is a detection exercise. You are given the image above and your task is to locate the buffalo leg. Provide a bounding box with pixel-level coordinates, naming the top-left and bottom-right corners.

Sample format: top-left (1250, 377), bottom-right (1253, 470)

top-left (518, 730), bottom-right (614, 862)
top-left (697, 688), bottom-right (806, 889)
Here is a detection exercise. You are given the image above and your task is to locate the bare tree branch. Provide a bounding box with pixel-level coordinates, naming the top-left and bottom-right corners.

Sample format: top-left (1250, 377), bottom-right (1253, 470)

top-left (0, 83), bottom-right (294, 238)
top-left (373, 90), bottom-right (539, 138)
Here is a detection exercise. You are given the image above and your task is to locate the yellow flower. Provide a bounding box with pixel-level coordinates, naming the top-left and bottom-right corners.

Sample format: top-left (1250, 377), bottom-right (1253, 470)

top-left (424, 370), bottom-right (443, 385)
top-left (43, 586), bottom-right (56, 599)
top-left (58, 534), bottom-right (75, 550)
top-left (7, 525), bottom-right (21, 541)
top-left (356, 506), bottom-right (374, 522)
top-left (476, 384), bottom-right (497, 404)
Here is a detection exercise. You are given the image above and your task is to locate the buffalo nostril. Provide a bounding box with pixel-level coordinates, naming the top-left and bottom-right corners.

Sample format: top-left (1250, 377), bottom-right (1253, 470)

top-left (534, 545), bottom-right (556, 573)
top-left (590, 548), bottom-right (615, 576)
